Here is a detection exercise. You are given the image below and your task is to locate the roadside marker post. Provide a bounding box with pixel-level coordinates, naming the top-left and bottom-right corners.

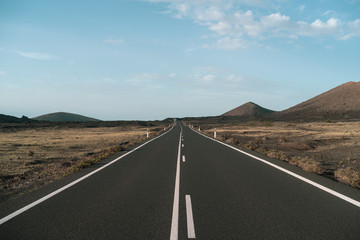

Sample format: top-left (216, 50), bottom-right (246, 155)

top-left (147, 129), bottom-right (149, 138)
top-left (214, 128), bottom-right (217, 139)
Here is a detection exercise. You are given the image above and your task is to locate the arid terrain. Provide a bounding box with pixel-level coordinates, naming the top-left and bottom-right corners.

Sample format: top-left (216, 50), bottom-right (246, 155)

top-left (0, 121), bottom-right (171, 202)
top-left (187, 120), bottom-right (360, 189)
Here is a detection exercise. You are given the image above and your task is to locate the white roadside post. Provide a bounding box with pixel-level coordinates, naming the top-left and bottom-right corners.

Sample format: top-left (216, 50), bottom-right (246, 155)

top-left (199, 126), bottom-right (201, 131)
top-left (214, 128), bottom-right (217, 139)
top-left (147, 129), bottom-right (149, 138)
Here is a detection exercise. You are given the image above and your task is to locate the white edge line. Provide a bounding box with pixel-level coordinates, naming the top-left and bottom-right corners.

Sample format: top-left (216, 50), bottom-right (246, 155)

top-left (185, 195), bottom-right (196, 239)
top-left (170, 131), bottom-right (182, 240)
top-left (0, 124), bottom-right (176, 225)
top-left (190, 127), bottom-right (360, 208)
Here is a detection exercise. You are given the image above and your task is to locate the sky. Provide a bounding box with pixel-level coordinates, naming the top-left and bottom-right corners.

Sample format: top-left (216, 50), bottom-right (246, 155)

top-left (1, 0), bottom-right (359, 120)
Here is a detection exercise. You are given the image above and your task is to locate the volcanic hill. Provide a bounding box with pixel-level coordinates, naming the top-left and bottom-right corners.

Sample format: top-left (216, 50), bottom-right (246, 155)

top-left (222, 102), bottom-right (275, 117)
top-left (278, 81), bottom-right (360, 120)
top-left (33, 112), bottom-right (101, 122)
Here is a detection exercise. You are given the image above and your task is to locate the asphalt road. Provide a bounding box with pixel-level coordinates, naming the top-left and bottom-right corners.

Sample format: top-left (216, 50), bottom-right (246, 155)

top-left (1, 120), bottom-right (359, 239)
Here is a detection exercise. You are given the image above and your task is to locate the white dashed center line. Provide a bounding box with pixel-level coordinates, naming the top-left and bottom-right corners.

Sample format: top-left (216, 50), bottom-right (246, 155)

top-left (185, 195), bottom-right (196, 239)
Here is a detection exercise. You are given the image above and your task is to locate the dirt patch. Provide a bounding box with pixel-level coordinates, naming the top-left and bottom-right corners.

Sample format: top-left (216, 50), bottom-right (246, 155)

top-left (0, 121), bottom-right (172, 202)
top-left (187, 120), bottom-right (360, 189)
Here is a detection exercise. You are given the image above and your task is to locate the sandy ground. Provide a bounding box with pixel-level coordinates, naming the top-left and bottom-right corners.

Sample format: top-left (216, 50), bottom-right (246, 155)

top-left (190, 120), bottom-right (360, 189)
top-left (0, 123), bottom-right (169, 202)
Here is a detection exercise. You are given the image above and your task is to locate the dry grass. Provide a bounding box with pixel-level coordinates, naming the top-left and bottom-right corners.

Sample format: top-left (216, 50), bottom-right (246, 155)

top-left (0, 124), bottom-right (169, 202)
top-left (190, 120), bottom-right (360, 189)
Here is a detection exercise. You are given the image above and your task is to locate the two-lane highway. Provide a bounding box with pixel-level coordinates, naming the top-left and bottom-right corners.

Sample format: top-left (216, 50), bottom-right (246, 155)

top-left (1, 120), bottom-right (359, 239)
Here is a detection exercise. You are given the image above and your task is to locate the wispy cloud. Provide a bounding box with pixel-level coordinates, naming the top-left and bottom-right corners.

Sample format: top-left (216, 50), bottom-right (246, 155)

top-left (213, 37), bottom-right (248, 50)
top-left (1, 48), bottom-right (57, 60)
top-left (340, 19), bottom-right (360, 40)
top-left (299, 5), bottom-right (305, 13)
top-left (0, 71), bottom-right (6, 76)
top-left (16, 51), bottom-right (57, 60)
top-left (183, 65), bottom-right (273, 92)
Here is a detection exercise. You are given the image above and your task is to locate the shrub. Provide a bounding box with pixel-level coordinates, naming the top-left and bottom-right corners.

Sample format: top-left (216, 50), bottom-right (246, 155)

top-left (335, 167), bottom-right (360, 189)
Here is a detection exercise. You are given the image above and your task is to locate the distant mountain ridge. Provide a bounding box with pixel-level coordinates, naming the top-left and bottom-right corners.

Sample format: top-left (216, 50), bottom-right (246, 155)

top-left (0, 114), bottom-right (34, 123)
top-left (222, 102), bottom-right (275, 117)
top-left (33, 112), bottom-right (101, 122)
top-left (221, 81), bottom-right (360, 121)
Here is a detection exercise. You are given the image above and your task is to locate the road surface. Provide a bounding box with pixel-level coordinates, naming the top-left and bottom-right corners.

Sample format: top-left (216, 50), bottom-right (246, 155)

top-left (1, 120), bottom-right (359, 239)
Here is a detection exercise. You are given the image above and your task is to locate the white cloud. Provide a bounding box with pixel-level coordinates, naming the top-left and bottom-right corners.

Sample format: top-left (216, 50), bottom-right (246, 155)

top-left (173, 3), bottom-right (189, 18)
top-left (104, 38), bottom-right (124, 44)
top-left (0, 71), bottom-right (6, 76)
top-left (151, 0), bottom-right (360, 49)
top-left (169, 73), bottom-right (176, 78)
top-left (209, 21), bottom-right (232, 35)
top-left (214, 37), bottom-right (248, 50)
top-left (195, 7), bottom-right (224, 21)
top-left (321, 10), bottom-right (336, 17)
top-left (202, 74), bottom-right (216, 82)
top-left (187, 66), bottom-right (252, 90)
top-left (0, 48), bottom-right (57, 60)
top-left (16, 51), bottom-right (57, 60)
top-left (341, 19), bottom-right (360, 40)
top-left (298, 18), bottom-right (342, 37)
top-left (261, 13), bottom-right (290, 28)
top-left (311, 18), bottom-right (338, 29)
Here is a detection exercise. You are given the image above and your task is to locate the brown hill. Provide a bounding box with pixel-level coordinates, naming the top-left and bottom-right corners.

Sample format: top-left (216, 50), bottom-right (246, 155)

top-left (278, 81), bottom-right (360, 120)
top-left (222, 102), bottom-right (275, 117)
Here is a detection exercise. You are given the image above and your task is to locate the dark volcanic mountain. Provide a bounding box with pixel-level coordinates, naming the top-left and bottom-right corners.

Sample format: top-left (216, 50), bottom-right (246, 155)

top-left (222, 102), bottom-right (275, 117)
top-left (33, 112), bottom-right (101, 122)
top-left (0, 114), bottom-right (33, 123)
top-left (278, 81), bottom-right (360, 120)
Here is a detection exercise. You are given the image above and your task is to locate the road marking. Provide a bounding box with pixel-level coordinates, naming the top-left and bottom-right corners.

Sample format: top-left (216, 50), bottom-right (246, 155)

top-left (190, 127), bottom-right (360, 208)
top-left (0, 124), bottom-right (176, 225)
top-left (182, 155), bottom-right (186, 162)
top-left (182, 144), bottom-right (184, 148)
top-left (185, 195), bottom-right (196, 239)
top-left (170, 131), bottom-right (182, 240)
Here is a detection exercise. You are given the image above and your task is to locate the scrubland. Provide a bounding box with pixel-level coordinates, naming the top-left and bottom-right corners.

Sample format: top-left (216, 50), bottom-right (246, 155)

top-left (192, 120), bottom-right (360, 189)
top-left (0, 122), bottom-right (169, 202)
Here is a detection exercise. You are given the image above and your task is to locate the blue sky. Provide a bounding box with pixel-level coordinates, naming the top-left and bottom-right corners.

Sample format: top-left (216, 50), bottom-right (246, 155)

top-left (1, 0), bottom-right (359, 120)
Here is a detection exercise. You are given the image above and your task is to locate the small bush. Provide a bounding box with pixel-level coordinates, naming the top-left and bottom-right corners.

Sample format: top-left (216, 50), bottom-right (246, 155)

top-left (262, 121), bottom-right (273, 127)
top-left (289, 156), bottom-right (324, 175)
top-left (326, 119), bottom-right (333, 123)
top-left (335, 167), bottom-right (360, 189)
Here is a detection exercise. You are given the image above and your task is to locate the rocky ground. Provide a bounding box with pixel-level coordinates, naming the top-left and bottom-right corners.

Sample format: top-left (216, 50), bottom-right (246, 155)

top-left (188, 120), bottom-right (360, 189)
top-left (0, 121), bottom-right (171, 202)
